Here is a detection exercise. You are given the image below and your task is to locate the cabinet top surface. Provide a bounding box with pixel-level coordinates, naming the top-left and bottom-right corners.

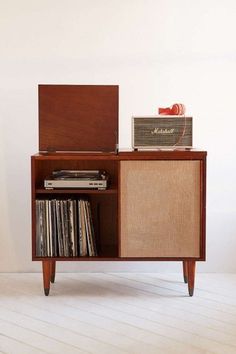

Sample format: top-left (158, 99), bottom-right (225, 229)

top-left (32, 149), bottom-right (207, 160)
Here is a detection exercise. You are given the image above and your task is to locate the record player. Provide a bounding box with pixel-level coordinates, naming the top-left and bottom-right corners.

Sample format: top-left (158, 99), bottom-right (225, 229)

top-left (39, 85), bottom-right (118, 191)
top-left (44, 170), bottom-right (109, 190)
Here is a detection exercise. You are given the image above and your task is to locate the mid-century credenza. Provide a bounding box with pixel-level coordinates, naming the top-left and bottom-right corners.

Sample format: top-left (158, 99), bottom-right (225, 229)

top-left (31, 85), bottom-right (206, 296)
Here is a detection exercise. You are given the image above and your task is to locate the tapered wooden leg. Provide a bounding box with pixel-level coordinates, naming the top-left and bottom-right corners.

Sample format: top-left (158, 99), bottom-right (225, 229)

top-left (50, 261), bottom-right (56, 283)
top-left (187, 260), bottom-right (196, 297)
top-left (183, 261), bottom-right (188, 283)
top-left (42, 260), bottom-right (51, 296)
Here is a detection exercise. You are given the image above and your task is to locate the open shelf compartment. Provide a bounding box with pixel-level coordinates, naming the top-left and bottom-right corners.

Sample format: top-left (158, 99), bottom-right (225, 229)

top-left (32, 156), bottom-right (118, 260)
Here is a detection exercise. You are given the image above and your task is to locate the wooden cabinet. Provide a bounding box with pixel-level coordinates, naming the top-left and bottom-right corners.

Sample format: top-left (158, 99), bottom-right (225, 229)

top-left (31, 150), bottom-right (206, 297)
top-left (32, 84), bottom-right (206, 296)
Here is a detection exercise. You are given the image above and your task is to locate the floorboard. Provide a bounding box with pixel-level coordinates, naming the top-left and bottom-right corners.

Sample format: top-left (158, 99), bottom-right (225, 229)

top-left (0, 273), bottom-right (235, 354)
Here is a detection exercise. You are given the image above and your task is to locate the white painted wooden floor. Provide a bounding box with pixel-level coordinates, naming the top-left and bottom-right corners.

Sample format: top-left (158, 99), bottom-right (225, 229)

top-left (0, 273), bottom-right (236, 354)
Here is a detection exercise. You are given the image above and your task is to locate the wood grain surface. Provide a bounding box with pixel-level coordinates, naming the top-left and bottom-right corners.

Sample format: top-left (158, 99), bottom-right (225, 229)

top-left (39, 85), bottom-right (118, 152)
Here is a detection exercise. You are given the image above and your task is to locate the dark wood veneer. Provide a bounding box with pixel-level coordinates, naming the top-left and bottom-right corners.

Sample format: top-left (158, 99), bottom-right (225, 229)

top-left (33, 84), bottom-right (206, 296)
top-left (39, 85), bottom-right (118, 153)
top-left (32, 150), bottom-right (206, 296)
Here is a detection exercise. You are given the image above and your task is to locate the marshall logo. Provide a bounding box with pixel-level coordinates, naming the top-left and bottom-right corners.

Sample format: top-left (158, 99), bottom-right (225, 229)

top-left (151, 128), bottom-right (175, 135)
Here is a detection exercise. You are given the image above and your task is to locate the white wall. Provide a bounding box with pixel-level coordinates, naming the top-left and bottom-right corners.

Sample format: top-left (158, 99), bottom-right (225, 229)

top-left (0, 0), bottom-right (236, 272)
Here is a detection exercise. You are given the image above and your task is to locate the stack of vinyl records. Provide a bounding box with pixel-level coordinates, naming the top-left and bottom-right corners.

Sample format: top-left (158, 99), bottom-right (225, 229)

top-left (36, 199), bottom-right (97, 257)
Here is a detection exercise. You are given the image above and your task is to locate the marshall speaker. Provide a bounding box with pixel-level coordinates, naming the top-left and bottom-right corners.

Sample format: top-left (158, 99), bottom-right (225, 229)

top-left (133, 116), bottom-right (192, 149)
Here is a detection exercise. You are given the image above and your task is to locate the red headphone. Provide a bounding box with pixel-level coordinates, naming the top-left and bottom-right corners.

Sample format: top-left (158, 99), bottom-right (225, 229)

top-left (158, 103), bottom-right (185, 115)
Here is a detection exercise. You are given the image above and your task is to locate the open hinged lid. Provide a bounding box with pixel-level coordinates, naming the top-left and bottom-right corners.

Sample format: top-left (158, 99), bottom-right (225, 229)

top-left (39, 85), bottom-right (118, 153)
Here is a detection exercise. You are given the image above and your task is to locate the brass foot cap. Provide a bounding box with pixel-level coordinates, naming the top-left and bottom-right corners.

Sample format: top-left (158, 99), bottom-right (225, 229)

top-left (189, 288), bottom-right (194, 297)
top-left (44, 288), bottom-right (50, 296)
